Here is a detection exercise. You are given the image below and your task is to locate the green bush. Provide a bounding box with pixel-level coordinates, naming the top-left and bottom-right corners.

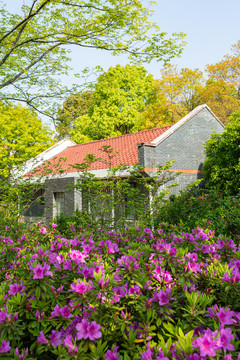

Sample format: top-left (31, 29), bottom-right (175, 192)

top-left (155, 188), bottom-right (240, 236)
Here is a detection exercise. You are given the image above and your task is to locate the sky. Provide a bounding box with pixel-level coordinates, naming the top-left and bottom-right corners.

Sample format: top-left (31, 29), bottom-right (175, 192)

top-left (4, 0), bottom-right (240, 93)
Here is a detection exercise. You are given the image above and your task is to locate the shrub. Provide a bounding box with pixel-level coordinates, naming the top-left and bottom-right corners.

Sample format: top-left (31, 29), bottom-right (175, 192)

top-left (0, 222), bottom-right (239, 359)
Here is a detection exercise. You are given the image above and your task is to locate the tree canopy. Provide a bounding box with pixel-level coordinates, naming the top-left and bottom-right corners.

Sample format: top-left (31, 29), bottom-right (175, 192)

top-left (70, 64), bottom-right (157, 142)
top-left (0, 103), bottom-right (53, 179)
top-left (55, 91), bottom-right (93, 140)
top-left (0, 0), bottom-right (185, 119)
top-left (202, 111), bottom-right (240, 195)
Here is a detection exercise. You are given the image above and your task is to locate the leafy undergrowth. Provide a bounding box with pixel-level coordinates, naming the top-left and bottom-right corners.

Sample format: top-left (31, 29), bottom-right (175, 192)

top-left (0, 222), bottom-right (240, 359)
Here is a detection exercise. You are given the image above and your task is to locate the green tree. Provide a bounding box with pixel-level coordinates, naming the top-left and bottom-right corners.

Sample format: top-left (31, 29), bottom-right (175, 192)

top-left (0, 0), bottom-right (185, 118)
top-left (139, 80), bottom-right (172, 130)
top-left (70, 64), bottom-right (156, 142)
top-left (0, 103), bottom-right (53, 179)
top-left (158, 64), bottom-right (204, 122)
top-left (203, 111), bottom-right (240, 195)
top-left (55, 91), bottom-right (93, 140)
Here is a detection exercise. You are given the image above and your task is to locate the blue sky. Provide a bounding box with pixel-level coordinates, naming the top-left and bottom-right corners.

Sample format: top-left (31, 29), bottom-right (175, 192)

top-left (5, 0), bottom-right (240, 84)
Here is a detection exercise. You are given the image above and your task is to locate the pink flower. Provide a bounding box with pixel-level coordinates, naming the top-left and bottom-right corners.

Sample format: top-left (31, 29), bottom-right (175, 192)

top-left (156, 288), bottom-right (175, 306)
top-left (193, 329), bottom-right (218, 357)
top-left (76, 319), bottom-right (89, 340)
top-left (49, 330), bottom-right (61, 347)
top-left (32, 263), bottom-right (52, 279)
top-left (0, 339), bottom-right (11, 353)
top-left (70, 281), bottom-right (88, 294)
top-left (88, 321), bottom-right (102, 340)
top-left (156, 351), bottom-right (169, 360)
top-left (76, 319), bottom-right (102, 341)
top-left (37, 331), bottom-right (48, 344)
top-left (63, 335), bottom-right (78, 355)
top-left (39, 227), bottom-right (47, 234)
top-left (51, 223), bottom-right (57, 229)
top-left (105, 345), bottom-right (119, 360)
top-left (216, 307), bottom-right (236, 327)
top-left (141, 342), bottom-right (154, 360)
top-left (50, 304), bottom-right (61, 318)
top-left (217, 328), bottom-right (235, 352)
top-left (98, 276), bottom-right (109, 289)
top-left (60, 305), bottom-right (72, 319)
top-left (8, 283), bottom-right (19, 295)
top-left (32, 264), bottom-right (44, 279)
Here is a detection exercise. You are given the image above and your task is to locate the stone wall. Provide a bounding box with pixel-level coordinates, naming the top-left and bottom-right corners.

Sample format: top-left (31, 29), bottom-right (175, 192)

top-left (139, 107), bottom-right (224, 193)
top-left (44, 177), bottom-right (81, 224)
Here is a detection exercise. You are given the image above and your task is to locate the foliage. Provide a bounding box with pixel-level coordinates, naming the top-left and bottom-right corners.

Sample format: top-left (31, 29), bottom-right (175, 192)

top-left (0, 0), bottom-right (186, 118)
top-left (55, 91), bottom-right (93, 140)
top-left (194, 79), bottom-right (240, 124)
top-left (0, 102), bottom-right (53, 179)
top-left (206, 40), bottom-right (240, 98)
top-left (202, 111), bottom-right (240, 195)
top-left (139, 80), bottom-right (173, 130)
top-left (157, 64), bottom-right (204, 122)
top-left (0, 222), bottom-right (239, 359)
top-left (70, 65), bottom-right (157, 142)
top-left (155, 186), bottom-right (240, 236)
top-left (68, 145), bottom-right (179, 231)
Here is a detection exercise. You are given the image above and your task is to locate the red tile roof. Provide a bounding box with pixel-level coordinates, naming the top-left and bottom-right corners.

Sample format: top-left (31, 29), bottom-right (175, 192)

top-left (32, 126), bottom-right (172, 175)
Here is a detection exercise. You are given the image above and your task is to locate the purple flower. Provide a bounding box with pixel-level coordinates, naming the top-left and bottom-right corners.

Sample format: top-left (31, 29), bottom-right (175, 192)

top-left (37, 331), bottom-right (48, 344)
top-left (70, 281), bottom-right (88, 294)
top-left (155, 288), bottom-right (175, 306)
top-left (88, 321), bottom-right (102, 340)
top-left (32, 263), bottom-right (52, 279)
top-left (217, 328), bottom-right (235, 351)
top-left (0, 339), bottom-right (11, 353)
top-left (60, 305), bottom-right (72, 319)
top-left (33, 264), bottom-right (44, 279)
top-left (76, 319), bottom-right (102, 341)
top-left (193, 329), bottom-right (218, 357)
top-left (76, 319), bottom-right (89, 340)
top-left (105, 345), bottom-right (119, 360)
top-left (0, 311), bottom-right (7, 323)
top-left (98, 276), bottom-right (109, 289)
top-left (63, 335), bottom-right (78, 355)
top-left (8, 283), bottom-right (19, 295)
top-left (50, 304), bottom-right (61, 318)
top-left (216, 307), bottom-right (236, 327)
top-left (142, 342), bottom-right (154, 360)
top-left (156, 351), bottom-right (169, 360)
top-left (15, 347), bottom-right (29, 359)
top-left (49, 330), bottom-right (61, 347)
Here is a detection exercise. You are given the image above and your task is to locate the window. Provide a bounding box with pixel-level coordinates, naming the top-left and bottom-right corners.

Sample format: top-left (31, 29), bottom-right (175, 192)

top-left (53, 192), bottom-right (65, 217)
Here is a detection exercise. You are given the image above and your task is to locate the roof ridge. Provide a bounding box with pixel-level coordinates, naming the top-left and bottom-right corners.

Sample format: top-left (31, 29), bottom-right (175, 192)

top-left (70, 125), bottom-right (173, 148)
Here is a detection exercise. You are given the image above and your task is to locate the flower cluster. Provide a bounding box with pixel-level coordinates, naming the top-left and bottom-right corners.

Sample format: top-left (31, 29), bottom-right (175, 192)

top-left (0, 222), bottom-right (239, 359)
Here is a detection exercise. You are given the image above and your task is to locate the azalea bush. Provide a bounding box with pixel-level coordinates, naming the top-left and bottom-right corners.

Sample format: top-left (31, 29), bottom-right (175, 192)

top-left (0, 221), bottom-right (240, 359)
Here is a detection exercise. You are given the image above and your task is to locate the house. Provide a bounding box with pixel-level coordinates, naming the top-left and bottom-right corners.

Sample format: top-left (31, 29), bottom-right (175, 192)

top-left (25, 104), bottom-right (224, 223)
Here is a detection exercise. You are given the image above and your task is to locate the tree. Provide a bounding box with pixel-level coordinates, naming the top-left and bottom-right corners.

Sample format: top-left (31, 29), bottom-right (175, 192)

top-left (202, 111), bottom-right (240, 195)
top-left (206, 40), bottom-right (240, 98)
top-left (194, 79), bottom-right (240, 124)
top-left (0, 103), bottom-right (53, 179)
top-left (55, 91), bottom-right (93, 140)
top-left (0, 0), bottom-right (186, 119)
top-left (157, 65), bottom-right (204, 122)
top-left (70, 64), bottom-right (156, 142)
top-left (139, 80), bottom-right (172, 130)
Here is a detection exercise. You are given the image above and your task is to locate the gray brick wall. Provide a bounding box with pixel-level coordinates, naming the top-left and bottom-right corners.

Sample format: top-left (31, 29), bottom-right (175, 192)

top-left (44, 177), bottom-right (77, 223)
top-left (155, 108), bottom-right (223, 170)
top-left (141, 107), bottom-right (224, 193)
